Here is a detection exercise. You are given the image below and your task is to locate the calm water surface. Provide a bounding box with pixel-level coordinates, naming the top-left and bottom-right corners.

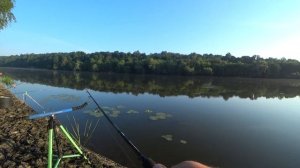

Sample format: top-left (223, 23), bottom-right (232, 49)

top-left (1, 67), bottom-right (300, 168)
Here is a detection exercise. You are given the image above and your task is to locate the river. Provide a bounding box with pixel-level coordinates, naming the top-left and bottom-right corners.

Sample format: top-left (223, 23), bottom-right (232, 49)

top-left (1, 67), bottom-right (300, 168)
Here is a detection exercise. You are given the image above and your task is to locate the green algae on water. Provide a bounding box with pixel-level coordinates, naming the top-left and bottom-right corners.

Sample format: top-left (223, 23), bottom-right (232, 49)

top-left (180, 140), bottom-right (187, 144)
top-left (116, 105), bottom-right (126, 109)
top-left (84, 109), bottom-right (103, 118)
top-left (109, 110), bottom-right (121, 117)
top-left (161, 134), bottom-right (173, 141)
top-left (144, 109), bottom-right (153, 113)
top-left (149, 116), bottom-right (159, 120)
top-left (92, 113), bottom-right (103, 118)
top-left (127, 109), bottom-right (139, 114)
top-left (149, 112), bottom-right (172, 120)
top-left (84, 108), bottom-right (120, 118)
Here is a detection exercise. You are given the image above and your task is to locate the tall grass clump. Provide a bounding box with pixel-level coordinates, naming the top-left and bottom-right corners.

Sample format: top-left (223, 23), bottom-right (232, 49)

top-left (0, 75), bottom-right (14, 86)
top-left (67, 115), bottom-right (100, 146)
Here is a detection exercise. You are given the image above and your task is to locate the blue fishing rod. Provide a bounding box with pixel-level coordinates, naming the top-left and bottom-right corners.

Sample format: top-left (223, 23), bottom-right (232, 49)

top-left (86, 90), bottom-right (156, 168)
top-left (29, 102), bottom-right (88, 120)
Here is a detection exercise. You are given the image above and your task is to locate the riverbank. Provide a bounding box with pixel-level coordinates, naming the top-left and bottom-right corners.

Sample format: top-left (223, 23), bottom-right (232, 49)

top-left (0, 84), bottom-right (125, 168)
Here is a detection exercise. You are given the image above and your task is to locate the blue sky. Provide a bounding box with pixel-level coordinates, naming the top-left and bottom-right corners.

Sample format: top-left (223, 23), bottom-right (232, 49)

top-left (1, 0), bottom-right (300, 59)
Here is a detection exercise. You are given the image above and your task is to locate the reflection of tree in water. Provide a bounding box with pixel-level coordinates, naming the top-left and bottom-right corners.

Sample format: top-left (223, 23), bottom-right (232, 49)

top-left (3, 68), bottom-right (300, 100)
top-left (40, 94), bottom-right (81, 103)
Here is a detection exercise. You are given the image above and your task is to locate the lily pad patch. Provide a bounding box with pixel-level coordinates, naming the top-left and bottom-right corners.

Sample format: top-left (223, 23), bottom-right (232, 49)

top-left (109, 110), bottom-right (121, 117)
top-left (161, 134), bottom-right (173, 141)
top-left (149, 112), bottom-right (172, 120)
top-left (180, 140), bottom-right (187, 144)
top-left (116, 105), bottom-right (126, 109)
top-left (144, 109), bottom-right (153, 113)
top-left (127, 109), bottom-right (139, 114)
top-left (84, 109), bottom-right (103, 118)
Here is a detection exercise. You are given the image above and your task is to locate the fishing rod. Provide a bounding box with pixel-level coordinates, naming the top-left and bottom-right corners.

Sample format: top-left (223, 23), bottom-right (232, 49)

top-left (86, 89), bottom-right (156, 168)
top-left (29, 102), bottom-right (88, 120)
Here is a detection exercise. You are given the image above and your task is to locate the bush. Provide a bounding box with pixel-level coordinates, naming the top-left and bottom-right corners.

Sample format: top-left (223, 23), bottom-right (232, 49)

top-left (0, 75), bottom-right (14, 86)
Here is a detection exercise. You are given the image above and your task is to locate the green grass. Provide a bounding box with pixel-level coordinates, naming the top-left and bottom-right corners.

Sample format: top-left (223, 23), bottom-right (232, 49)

top-left (0, 75), bottom-right (14, 86)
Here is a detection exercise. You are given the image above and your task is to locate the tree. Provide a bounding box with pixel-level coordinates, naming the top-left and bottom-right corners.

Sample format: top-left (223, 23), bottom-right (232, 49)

top-left (2, 51), bottom-right (300, 79)
top-left (0, 0), bottom-right (16, 30)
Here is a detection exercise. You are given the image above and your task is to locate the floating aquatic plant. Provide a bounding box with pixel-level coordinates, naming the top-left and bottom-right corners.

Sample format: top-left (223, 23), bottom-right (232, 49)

top-left (85, 105), bottom-right (123, 118)
top-left (144, 109), bottom-right (153, 113)
top-left (149, 116), bottom-right (159, 120)
top-left (161, 134), bottom-right (173, 141)
top-left (92, 112), bottom-right (103, 118)
top-left (116, 105), bottom-right (126, 109)
top-left (84, 109), bottom-right (103, 118)
top-left (0, 75), bottom-right (14, 86)
top-left (149, 112), bottom-right (172, 120)
top-left (109, 110), bottom-right (121, 117)
top-left (127, 109), bottom-right (139, 114)
top-left (180, 140), bottom-right (187, 144)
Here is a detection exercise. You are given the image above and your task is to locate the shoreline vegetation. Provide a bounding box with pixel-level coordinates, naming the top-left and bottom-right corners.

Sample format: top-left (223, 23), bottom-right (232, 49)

top-left (0, 76), bottom-right (13, 86)
top-left (0, 51), bottom-right (300, 78)
top-left (0, 84), bottom-right (125, 168)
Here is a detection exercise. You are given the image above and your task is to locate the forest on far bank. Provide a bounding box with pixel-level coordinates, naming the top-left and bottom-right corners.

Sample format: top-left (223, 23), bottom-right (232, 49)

top-left (0, 51), bottom-right (300, 78)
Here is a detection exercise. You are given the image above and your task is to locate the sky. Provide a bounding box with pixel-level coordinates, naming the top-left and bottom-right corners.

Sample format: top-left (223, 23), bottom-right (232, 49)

top-left (1, 0), bottom-right (300, 60)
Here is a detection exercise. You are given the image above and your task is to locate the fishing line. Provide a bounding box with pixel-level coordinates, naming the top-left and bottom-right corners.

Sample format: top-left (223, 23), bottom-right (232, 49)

top-left (23, 92), bottom-right (46, 113)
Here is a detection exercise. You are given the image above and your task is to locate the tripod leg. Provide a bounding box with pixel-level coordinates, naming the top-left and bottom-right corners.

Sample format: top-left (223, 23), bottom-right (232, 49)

top-left (48, 117), bottom-right (54, 168)
top-left (59, 125), bottom-right (89, 162)
top-left (53, 126), bottom-right (62, 168)
top-left (54, 126), bottom-right (62, 157)
top-left (59, 125), bottom-right (83, 154)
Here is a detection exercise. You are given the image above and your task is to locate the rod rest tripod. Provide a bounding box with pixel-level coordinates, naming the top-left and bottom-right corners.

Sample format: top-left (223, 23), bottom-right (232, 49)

top-left (47, 115), bottom-right (90, 168)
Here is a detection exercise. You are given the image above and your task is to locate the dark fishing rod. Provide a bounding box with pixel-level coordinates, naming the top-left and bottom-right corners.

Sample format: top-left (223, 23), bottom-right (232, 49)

top-left (86, 90), bottom-right (156, 168)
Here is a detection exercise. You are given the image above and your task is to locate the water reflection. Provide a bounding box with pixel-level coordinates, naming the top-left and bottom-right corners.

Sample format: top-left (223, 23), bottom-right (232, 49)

top-left (2, 67), bottom-right (300, 99)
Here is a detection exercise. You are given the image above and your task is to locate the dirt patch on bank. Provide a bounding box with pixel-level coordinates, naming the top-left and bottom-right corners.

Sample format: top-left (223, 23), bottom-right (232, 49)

top-left (0, 84), bottom-right (125, 168)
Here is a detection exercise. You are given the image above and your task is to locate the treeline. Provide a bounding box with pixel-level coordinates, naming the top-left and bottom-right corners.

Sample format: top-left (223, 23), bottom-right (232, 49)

top-left (1, 51), bottom-right (300, 78)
